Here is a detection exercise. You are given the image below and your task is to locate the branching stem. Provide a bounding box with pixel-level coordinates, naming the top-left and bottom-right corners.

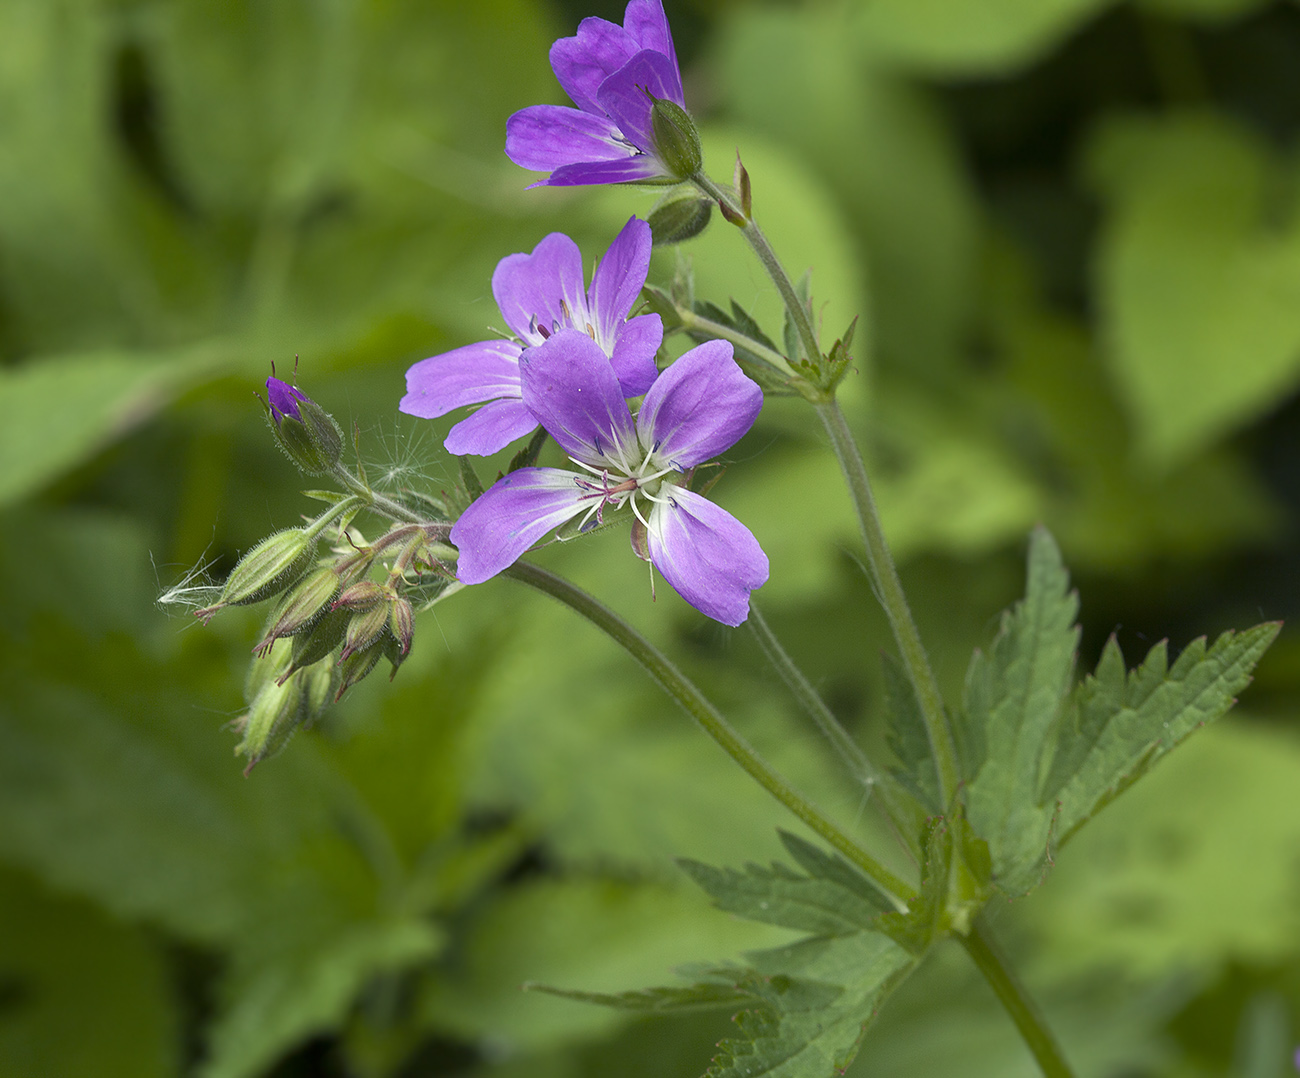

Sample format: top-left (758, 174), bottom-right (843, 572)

top-left (503, 559), bottom-right (916, 909)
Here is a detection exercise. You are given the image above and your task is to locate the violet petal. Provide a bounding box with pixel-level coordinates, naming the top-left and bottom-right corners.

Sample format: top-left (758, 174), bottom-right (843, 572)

top-left (588, 216), bottom-right (652, 340)
top-left (542, 156), bottom-right (666, 187)
top-left (399, 339), bottom-right (523, 419)
top-left (637, 340), bottom-right (761, 470)
top-left (444, 397), bottom-right (540, 457)
top-left (550, 17), bottom-right (638, 115)
top-left (451, 468), bottom-right (588, 584)
top-left (519, 328), bottom-right (637, 469)
top-left (492, 233), bottom-right (588, 344)
top-left (609, 313), bottom-right (662, 398)
top-left (505, 105), bottom-right (635, 172)
top-left (623, 0), bottom-right (681, 95)
top-left (646, 486), bottom-right (768, 626)
top-left (595, 50), bottom-right (684, 155)
top-left (266, 377), bottom-right (308, 423)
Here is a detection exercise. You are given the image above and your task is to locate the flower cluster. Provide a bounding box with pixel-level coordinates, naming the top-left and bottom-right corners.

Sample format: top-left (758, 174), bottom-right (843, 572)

top-left (399, 0), bottom-right (768, 625)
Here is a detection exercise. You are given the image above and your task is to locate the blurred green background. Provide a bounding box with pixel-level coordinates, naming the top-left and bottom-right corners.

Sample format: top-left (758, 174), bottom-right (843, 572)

top-left (4, 0), bottom-right (1300, 1075)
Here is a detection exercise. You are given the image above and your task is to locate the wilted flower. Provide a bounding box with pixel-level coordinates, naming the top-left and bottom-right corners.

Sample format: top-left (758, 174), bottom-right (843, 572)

top-left (450, 329), bottom-right (768, 626)
top-left (505, 0), bottom-right (697, 187)
top-left (399, 217), bottom-right (662, 455)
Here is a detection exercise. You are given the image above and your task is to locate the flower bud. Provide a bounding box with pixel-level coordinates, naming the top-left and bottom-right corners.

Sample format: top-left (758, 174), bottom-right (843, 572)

top-left (389, 597), bottom-right (414, 657)
top-left (216, 528), bottom-right (315, 610)
top-left (334, 580), bottom-right (387, 611)
top-left (266, 376), bottom-right (344, 475)
top-left (650, 97), bottom-right (702, 180)
top-left (336, 638), bottom-right (385, 700)
top-left (235, 670), bottom-right (309, 772)
top-left (279, 607), bottom-right (350, 681)
top-left (342, 602), bottom-right (390, 661)
top-left (254, 566), bottom-right (340, 655)
top-left (647, 193), bottom-right (712, 246)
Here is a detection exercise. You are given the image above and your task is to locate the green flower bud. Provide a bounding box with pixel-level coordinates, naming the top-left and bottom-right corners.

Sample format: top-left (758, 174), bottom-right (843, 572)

top-left (650, 97), bottom-right (702, 181)
top-left (219, 528), bottom-right (315, 608)
top-left (254, 566), bottom-right (341, 655)
top-left (647, 193), bottom-right (712, 246)
top-left (342, 601), bottom-right (391, 660)
top-left (281, 607), bottom-right (350, 680)
top-left (336, 639), bottom-right (385, 700)
top-left (266, 376), bottom-right (344, 475)
top-left (389, 597), bottom-right (414, 657)
top-left (234, 670), bottom-right (310, 773)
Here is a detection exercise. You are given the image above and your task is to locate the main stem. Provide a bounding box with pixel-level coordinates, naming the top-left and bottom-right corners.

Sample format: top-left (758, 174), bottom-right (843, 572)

top-left (960, 918), bottom-right (1077, 1078)
top-left (814, 398), bottom-right (961, 809)
top-left (503, 559), bottom-right (915, 909)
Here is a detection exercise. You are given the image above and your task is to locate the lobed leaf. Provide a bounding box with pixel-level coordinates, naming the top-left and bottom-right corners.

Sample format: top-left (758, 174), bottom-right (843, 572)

top-left (958, 526), bottom-right (1079, 894)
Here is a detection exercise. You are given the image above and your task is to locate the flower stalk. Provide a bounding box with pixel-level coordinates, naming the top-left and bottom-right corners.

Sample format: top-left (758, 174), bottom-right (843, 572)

top-left (503, 558), bottom-right (916, 910)
top-left (814, 397), bottom-right (961, 811)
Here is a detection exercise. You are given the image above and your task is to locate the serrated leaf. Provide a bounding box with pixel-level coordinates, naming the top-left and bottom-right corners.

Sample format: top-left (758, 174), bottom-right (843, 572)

top-left (708, 933), bottom-right (916, 1078)
top-left (526, 981), bottom-right (749, 1014)
top-left (728, 299), bottom-right (781, 355)
top-left (874, 818), bottom-right (948, 953)
top-left (881, 652), bottom-right (940, 812)
top-left (679, 854), bottom-right (883, 938)
top-left (775, 832), bottom-right (895, 915)
top-left (1049, 622), bottom-right (1280, 843)
top-left (959, 526), bottom-right (1080, 894)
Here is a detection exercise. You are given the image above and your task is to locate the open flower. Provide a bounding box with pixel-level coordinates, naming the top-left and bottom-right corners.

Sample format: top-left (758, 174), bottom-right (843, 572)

top-left (505, 0), bottom-right (692, 187)
top-left (450, 329), bottom-right (768, 625)
top-left (399, 216), bottom-right (662, 456)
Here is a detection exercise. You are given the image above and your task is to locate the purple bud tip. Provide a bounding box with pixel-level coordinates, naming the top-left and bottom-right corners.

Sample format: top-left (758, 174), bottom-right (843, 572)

top-left (266, 377), bottom-right (309, 424)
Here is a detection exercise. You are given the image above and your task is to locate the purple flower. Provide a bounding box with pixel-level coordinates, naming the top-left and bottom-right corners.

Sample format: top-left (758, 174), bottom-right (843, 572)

top-left (399, 217), bottom-right (662, 456)
top-left (450, 329), bottom-right (769, 625)
top-left (267, 377), bottom-right (309, 425)
top-left (505, 0), bottom-right (689, 187)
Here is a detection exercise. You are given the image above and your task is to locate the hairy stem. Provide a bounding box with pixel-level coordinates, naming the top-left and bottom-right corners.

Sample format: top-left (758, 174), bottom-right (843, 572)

top-left (960, 918), bottom-right (1077, 1078)
top-left (813, 397), bottom-right (961, 810)
top-left (503, 559), bottom-right (916, 908)
top-left (676, 306), bottom-right (798, 379)
top-left (747, 604), bottom-right (878, 786)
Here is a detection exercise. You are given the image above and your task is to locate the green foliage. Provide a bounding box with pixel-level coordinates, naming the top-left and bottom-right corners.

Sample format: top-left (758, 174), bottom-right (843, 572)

top-left (947, 527), bottom-right (1279, 897)
top-left (1088, 112), bottom-right (1300, 467)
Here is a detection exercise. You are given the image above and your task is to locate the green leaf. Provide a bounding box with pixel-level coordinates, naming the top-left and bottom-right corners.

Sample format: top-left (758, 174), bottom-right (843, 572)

top-left (959, 526), bottom-right (1080, 895)
top-left (881, 652), bottom-right (940, 812)
top-left (202, 919), bottom-right (443, 1078)
top-left (850, 0), bottom-right (1115, 75)
top-left (1086, 112), bottom-right (1300, 466)
top-left (0, 347), bottom-right (222, 507)
top-left (708, 933), bottom-right (916, 1078)
top-left (1049, 622), bottom-right (1281, 843)
top-left (527, 981), bottom-right (749, 1015)
top-left (679, 835), bottom-right (891, 939)
top-left (0, 869), bottom-right (180, 1078)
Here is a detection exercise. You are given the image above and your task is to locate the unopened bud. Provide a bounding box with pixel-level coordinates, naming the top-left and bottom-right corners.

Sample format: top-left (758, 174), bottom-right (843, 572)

top-left (650, 97), bottom-right (702, 180)
top-left (336, 639), bottom-right (385, 700)
top-left (342, 602), bottom-right (391, 661)
top-left (235, 671), bottom-right (310, 773)
top-left (390, 597), bottom-right (414, 656)
top-left (255, 566), bottom-right (340, 655)
top-left (280, 607), bottom-right (350, 680)
top-left (212, 528), bottom-right (315, 612)
top-left (334, 580), bottom-right (387, 611)
top-left (647, 194), bottom-right (712, 246)
top-left (266, 376), bottom-right (344, 475)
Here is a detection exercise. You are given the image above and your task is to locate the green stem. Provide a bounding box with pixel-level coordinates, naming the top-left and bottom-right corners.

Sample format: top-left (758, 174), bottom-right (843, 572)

top-left (332, 465), bottom-right (426, 526)
top-left (747, 604), bottom-right (878, 786)
top-left (677, 306), bottom-right (798, 379)
top-left (503, 559), bottom-right (916, 909)
top-left (813, 398), bottom-right (961, 811)
top-left (960, 918), bottom-right (1076, 1078)
top-left (691, 172), bottom-right (821, 366)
